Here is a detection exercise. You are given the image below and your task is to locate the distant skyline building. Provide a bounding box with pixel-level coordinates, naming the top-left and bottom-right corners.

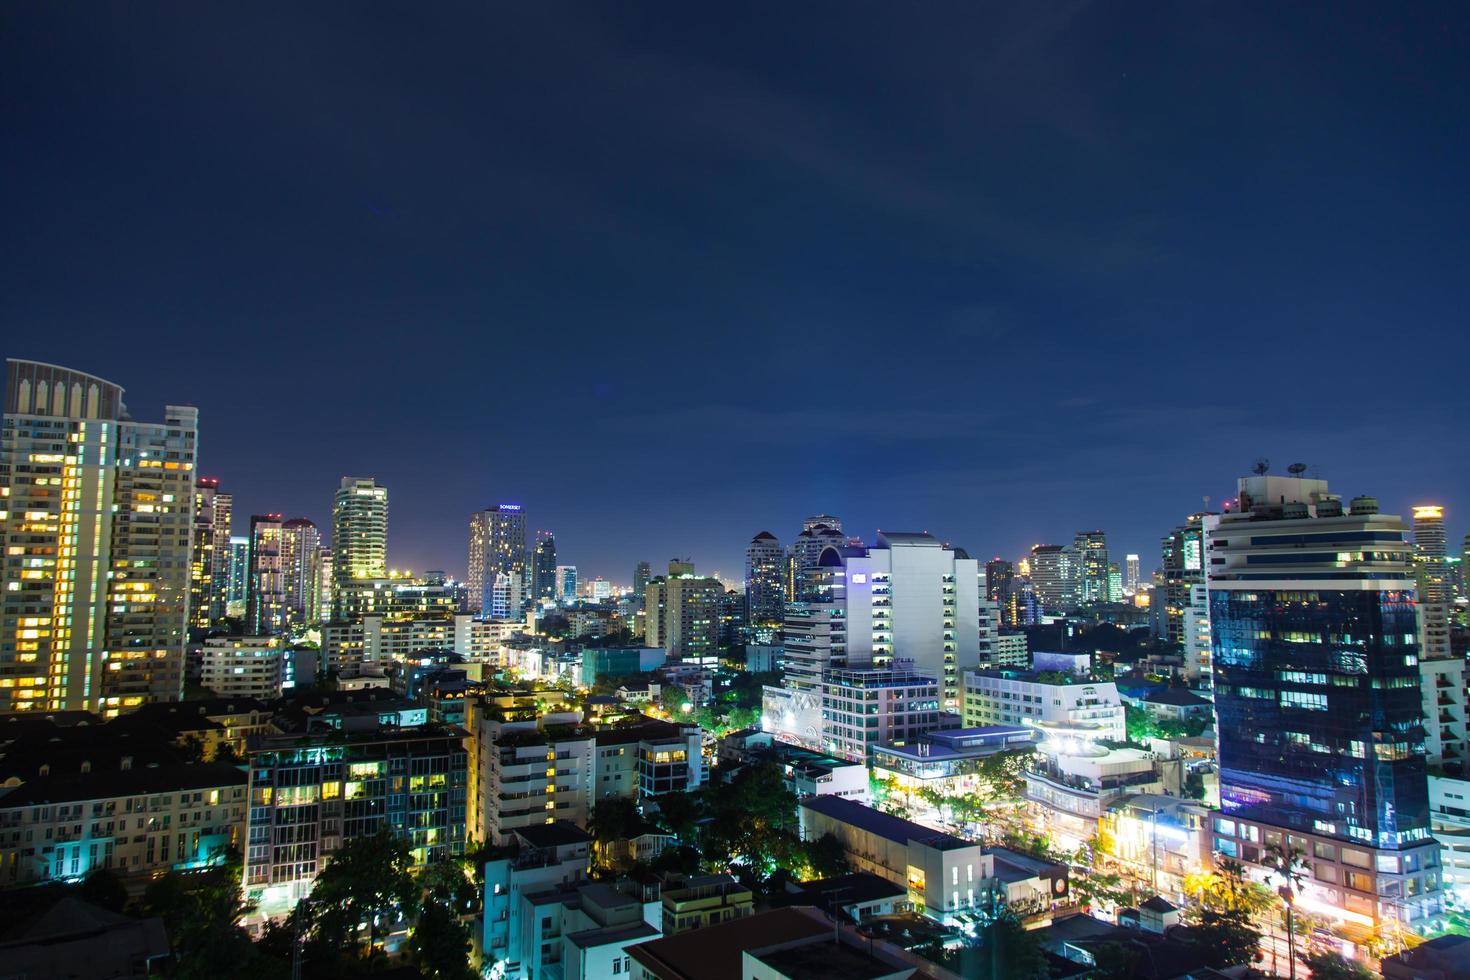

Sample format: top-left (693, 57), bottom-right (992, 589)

top-left (280, 518), bottom-right (321, 628)
top-left (226, 535), bottom-right (250, 614)
top-left (1160, 514), bottom-right (1211, 646)
top-left (1073, 530), bottom-right (1110, 605)
top-left (332, 477), bottom-right (388, 612)
top-left (790, 517), bottom-right (845, 601)
top-left (530, 531), bottom-right (557, 603)
top-left (633, 560), bottom-right (651, 599)
top-left (1207, 474), bottom-right (1441, 932)
top-left (644, 561), bottom-right (722, 660)
top-left (190, 477), bottom-right (223, 630)
top-left (1124, 554), bottom-right (1140, 595)
top-left (744, 531), bottom-right (786, 626)
top-left (1029, 544), bottom-right (1074, 612)
top-left (247, 514), bottom-right (286, 635)
top-left (0, 360), bottom-right (198, 716)
top-left (467, 504), bottom-right (526, 615)
top-left (556, 565), bottom-right (578, 604)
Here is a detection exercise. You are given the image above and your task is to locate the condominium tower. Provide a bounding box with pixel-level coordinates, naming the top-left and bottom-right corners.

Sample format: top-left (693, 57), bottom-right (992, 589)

top-left (467, 505), bottom-right (526, 615)
top-left (0, 360), bottom-right (198, 715)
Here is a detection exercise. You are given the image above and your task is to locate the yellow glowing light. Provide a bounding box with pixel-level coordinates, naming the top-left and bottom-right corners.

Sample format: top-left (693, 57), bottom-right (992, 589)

top-left (1413, 506), bottom-right (1444, 520)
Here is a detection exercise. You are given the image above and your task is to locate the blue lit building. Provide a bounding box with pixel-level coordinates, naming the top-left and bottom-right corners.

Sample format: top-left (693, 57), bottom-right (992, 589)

top-left (1207, 474), bottom-right (1442, 934)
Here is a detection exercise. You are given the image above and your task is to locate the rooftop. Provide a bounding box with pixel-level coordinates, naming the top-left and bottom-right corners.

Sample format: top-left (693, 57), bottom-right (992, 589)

top-left (513, 821), bottom-right (592, 850)
top-left (750, 939), bottom-right (915, 980)
top-left (800, 795), bottom-right (974, 851)
top-left (1141, 688), bottom-right (1211, 707)
top-left (628, 907), bottom-right (832, 980)
top-left (0, 762), bottom-right (247, 807)
top-left (791, 872), bottom-right (907, 907)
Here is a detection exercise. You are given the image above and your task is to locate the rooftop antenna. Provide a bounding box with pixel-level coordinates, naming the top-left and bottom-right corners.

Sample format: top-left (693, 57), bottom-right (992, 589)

top-left (1252, 458), bottom-right (1270, 476)
top-left (1287, 462), bottom-right (1307, 478)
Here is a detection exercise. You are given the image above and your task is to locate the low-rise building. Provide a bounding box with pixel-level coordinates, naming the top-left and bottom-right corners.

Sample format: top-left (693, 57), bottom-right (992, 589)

top-left (960, 668), bottom-right (1125, 741)
top-left (519, 877), bottom-right (660, 980)
top-left (0, 762), bottom-right (247, 886)
top-left (1133, 688), bottom-right (1212, 724)
top-left (482, 822), bottom-right (592, 972)
top-left (1098, 794), bottom-right (1211, 905)
top-left (658, 872), bottom-right (753, 934)
top-left (822, 665), bottom-right (945, 763)
top-left (581, 647), bottom-right (667, 688)
top-left (199, 636), bottom-right (287, 700)
top-left (871, 725), bottom-right (1038, 799)
top-left (243, 711), bottom-right (467, 918)
top-left (798, 795), bottom-right (1065, 924)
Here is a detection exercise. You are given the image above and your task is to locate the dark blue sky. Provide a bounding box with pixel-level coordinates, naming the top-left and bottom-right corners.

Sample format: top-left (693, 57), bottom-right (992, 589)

top-left (4, 3), bottom-right (1467, 582)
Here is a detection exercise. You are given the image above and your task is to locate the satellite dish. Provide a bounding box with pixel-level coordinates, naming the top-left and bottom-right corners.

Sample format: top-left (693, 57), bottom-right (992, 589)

top-left (1288, 462), bottom-right (1307, 477)
top-left (1253, 458), bottom-right (1270, 476)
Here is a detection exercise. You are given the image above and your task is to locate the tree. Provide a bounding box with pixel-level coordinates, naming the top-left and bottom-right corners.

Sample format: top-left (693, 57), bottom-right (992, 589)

top-left (75, 868), bottom-right (128, 913)
top-left (420, 858), bottom-right (479, 915)
top-left (1263, 842), bottom-right (1308, 980)
top-left (920, 911), bottom-right (1049, 979)
top-left (306, 830), bottom-right (419, 960)
top-left (411, 899), bottom-right (477, 980)
top-left (1090, 940), bottom-right (1143, 979)
top-left (804, 833), bottom-right (849, 879)
top-left (143, 863), bottom-right (272, 980)
top-left (212, 741), bottom-right (244, 765)
top-left (650, 790), bottom-right (702, 842)
top-left (1186, 906), bottom-right (1263, 968)
top-left (1304, 950), bottom-right (1376, 980)
top-left (659, 683), bottom-right (689, 713)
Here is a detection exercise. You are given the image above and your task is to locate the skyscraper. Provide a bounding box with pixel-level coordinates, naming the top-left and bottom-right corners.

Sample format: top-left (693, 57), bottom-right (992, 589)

top-left (0, 360), bottom-right (198, 715)
top-left (467, 504), bottom-right (526, 615)
top-left (530, 531), bottom-right (557, 603)
top-left (333, 477), bottom-right (388, 594)
top-left (633, 560), bottom-right (651, 600)
top-left (1073, 530), bottom-right (1110, 605)
top-left (226, 535), bottom-right (250, 615)
top-left (1124, 554), bottom-right (1140, 595)
top-left (281, 518), bottom-right (321, 628)
top-left (247, 514), bottom-right (286, 635)
top-left (555, 565), bottom-right (578, 604)
top-left (644, 561), bottom-right (722, 660)
top-left (813, 532), bottom-right (982, 711)
top-left (190, 477), bottom-right (222, 630)
top-left (744, 531), bottom-right (786, 626)
top-left (1029, 544), bottom-right (1075, 612)
top-left (790, 519), bottom-right (846, 601)
top-left (1413, 507), bottom-right (1453, 656)
top-left (1160, 514), bottom-right (1212, 646)
top-left (1207, 475), bottom-right (1440, 931)
top-left (209, 486), bottom-right (233, 621)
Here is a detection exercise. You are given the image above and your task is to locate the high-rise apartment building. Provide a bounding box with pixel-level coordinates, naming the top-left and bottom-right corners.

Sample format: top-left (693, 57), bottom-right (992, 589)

top-left (226, 535), bottom-right (249, 614)
top-left (744, 531), bottom-right (786, 626)
top-left (190, 477), bottom-right (222, 630)
top-left (1029, 544), bottom-right (1075, 613)
top-left (1073, 530), bottom-right (1110, 605)
top-left (209, 486), bottom-right (233, 621)
top-left (0, 360), bottom-right (198, 715)
top-left (644, 562), bottom-right (722, 660)
top-left (332, 478), bottom-right (388, 617)
top-left (468, 505), bottom-right (526, 615)
top-left (1160, 514), bottom-right (1212, 646)
top-left (790, 518), bottom-right (845, 601)
top-left (985, 558), bottom-right (1015, 623)
top-left (1124, 554), bottom-right (1141, 595)
top-left (556, 565), bottom-right (578, 604)
top-left (530, 531), bottom-right (557, 603)
top-left (813, 531), bottom-right (981, 711)
top-left (1207, 475), bottom-right (1441, 933)
top-left (247, 515), bottom-right (286, 636)
top-left (633, 561), bottom-right (651, 600)
top-left (280, 518), bottom-right (320, 628)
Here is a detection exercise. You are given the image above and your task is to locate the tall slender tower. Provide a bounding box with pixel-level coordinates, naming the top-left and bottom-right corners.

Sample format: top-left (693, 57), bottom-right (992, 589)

top-left (530, 531), bottom-right (557, 603)
top-left (209, 487), bottom-right (233, 621)
top-left (0, 360), bottom-right (197, 715)
top-left (332, 477), bottom-right (387, 618)
top-left (1073, 530), bottom-right (1109, 605)
top-left (247, 514), bottom-right (286, 635)
top-left (744, 531), bottom-right (786, 626)
top-left (281, 518), bottom-right (321, 628)
top-left (467, 504), bottom-right (526, 615)
top-left (190, 477), bottom-right (221, 630)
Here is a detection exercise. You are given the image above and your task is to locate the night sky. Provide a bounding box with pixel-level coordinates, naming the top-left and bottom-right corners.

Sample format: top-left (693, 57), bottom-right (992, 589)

top-left (3, 4), bottom-right (1467, 582)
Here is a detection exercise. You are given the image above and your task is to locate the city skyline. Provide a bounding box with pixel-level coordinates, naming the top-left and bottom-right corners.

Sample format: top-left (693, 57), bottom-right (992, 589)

top-left (4, 4), bottom-right (1467, 582)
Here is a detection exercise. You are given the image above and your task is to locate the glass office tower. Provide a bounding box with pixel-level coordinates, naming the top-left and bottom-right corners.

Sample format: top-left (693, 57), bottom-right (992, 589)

top-left (1207, 474), bottom-right (1441, 934)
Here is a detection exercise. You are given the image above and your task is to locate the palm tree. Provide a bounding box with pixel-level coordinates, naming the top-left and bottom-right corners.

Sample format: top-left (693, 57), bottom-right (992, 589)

top-left (1263, 843), bottom-right (1308, 980)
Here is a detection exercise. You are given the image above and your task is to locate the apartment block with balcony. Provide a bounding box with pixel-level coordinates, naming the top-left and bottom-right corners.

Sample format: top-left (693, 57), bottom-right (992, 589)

top-left (960, 667), bottom-right (1126, 741)
top-left (0, 761), bottom-right (246, 886)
